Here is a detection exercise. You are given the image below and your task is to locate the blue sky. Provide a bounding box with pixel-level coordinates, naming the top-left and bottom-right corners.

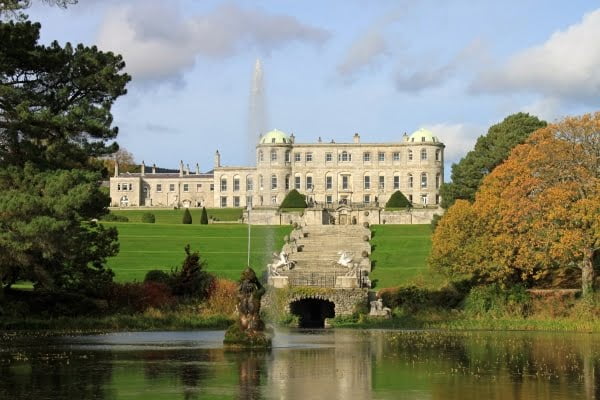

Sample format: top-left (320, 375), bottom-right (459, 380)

top-left (27, 0), bottom-right (600, 176)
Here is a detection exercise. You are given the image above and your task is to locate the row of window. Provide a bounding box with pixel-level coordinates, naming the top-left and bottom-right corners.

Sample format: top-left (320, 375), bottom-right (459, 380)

top-left (219, 173), bottom-right (441, 192)
top-left (116, 183), bottom-right (133, 191)
top-left (117, 182), bottom-right (216, 193)
top-left (258, 148), bottom-right (441, 163)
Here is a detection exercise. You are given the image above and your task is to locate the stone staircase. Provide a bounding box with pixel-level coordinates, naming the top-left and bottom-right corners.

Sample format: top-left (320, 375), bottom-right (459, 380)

top-left (268, 225), bottom-right (372, 288)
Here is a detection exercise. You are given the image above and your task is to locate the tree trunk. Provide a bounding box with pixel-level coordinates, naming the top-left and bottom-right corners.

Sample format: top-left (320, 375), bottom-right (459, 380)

top-left (582, 248), bottom-right (595, 297)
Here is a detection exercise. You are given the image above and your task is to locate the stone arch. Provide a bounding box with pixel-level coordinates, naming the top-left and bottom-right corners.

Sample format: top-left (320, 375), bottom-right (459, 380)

top-left (289, 296), bottom-right (336, 328)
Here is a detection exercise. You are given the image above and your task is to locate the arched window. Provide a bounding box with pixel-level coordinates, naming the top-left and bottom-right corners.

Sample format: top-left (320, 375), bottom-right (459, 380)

top-left (285, 150), bottom-right (291, 163)
top-left (294, 174), bottom-right (301, 190)
top-left (233, 176), bottom-right (240, 192)
top-left (436, 173), bottom-right (440, 189)
top-left (306, 175), bottom-right (313, 190)
top-left (271, 174), bottom-right (277, 190)
top-left (258, 150), bottom-right (264, 162)
top-left (408, 150), bottom-right (413, 161)
top-left (246, 176), bottom-right (253, 191)
top-left (270, 149), bottom-right (277, 161)
top-left (408, 173), bottom-right (413, 188)
top-left (435, 149), bottom-right (441, 161)
top-left (220, 177), bottom-right (227, 192)
top-left (421, 148), bottom-right (427, 161)
top-left (340, 151), bottom-right (349, 162)
top-left (421, 172), bottom-right (427, 188)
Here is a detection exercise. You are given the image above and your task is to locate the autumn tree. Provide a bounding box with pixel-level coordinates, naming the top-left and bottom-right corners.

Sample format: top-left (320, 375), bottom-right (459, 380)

top-left (103, 148), bottom-right (136, 176)
top-left (431, 112), bottom-right (599, 295)
top-left (440, 113), bottom-right (546, 209)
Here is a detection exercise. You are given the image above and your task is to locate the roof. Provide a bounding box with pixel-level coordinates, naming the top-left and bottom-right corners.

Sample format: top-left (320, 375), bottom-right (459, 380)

top-left (115, 172), bottom-right (214, 179)
top-left (259, 129), bottom-right (291, 144)
top-left (407, 128), bottom-right (439, 143)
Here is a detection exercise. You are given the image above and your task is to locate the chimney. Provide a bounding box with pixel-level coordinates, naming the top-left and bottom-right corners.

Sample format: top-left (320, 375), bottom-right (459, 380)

top-left (214, 150), bottom-right (221, 168)
top-left (185, 164), bottom-right (190, 175)
top-left (196, 163), bottom-right (200, 175)
top-left (353, 133), bottom-right (360, 144)
top-left (141, 160), bottom-right (145, 176)
top-left (114, 158), bottom-right (119, 177)
top-left (290, 133), bottom-right (295, 143)
top-left (179, 160), bottom-right (184, 177)
top-left (152, 163), bottom-right (156, 174)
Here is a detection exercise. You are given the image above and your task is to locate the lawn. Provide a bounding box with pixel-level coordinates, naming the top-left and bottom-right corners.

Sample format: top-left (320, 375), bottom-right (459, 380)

top-left (104, 223), bottom-right (290, 282)
top-left (109, 208), bottom-right (243, 223)
top-left (370, 224), bottom-right (442, 289)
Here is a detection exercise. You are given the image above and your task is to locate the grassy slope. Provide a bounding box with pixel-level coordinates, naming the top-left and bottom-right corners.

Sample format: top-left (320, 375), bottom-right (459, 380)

top-left (110, 208), bottom-right (243, 223)
top-left (370, 224), bottom-right (442, 289)
top-left (104, 223), bottom-right (290, 282)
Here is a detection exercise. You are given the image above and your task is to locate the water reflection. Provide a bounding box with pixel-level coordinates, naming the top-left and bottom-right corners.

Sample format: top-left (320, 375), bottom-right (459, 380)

top-left (1, 330), bottom-right (600, 399)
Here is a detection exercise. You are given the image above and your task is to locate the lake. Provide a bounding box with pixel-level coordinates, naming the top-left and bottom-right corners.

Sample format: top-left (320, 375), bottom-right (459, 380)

top-left (1, 329), bottom-right (598, 399)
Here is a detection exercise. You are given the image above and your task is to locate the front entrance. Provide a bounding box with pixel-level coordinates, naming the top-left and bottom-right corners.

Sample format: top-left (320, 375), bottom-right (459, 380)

top-left (339, 214), bottom-right (348, 225)
top-left (290, 298), bottom-right (335, 328)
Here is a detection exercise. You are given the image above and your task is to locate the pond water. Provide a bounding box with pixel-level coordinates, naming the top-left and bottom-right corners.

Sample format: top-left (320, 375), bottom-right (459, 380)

top-left (1, 329), bottom-right (599, 399)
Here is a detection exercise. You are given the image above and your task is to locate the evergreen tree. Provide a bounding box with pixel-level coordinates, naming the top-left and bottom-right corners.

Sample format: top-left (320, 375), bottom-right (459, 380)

top-left (280, 189), bottom-right (307, 208)
top-left (200, 207), bottom-right (209, 224)
top-left (440, 113), bottom-right (546, 209)
top-left (385, 191), bottom-right (411, 209)
top-left (182, 208), bottom-right (192, 224)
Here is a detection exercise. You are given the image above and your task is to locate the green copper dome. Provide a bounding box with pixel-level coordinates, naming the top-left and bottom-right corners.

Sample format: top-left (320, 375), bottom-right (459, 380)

top-left (260, 129), bottom-right (291, 144)
top-left (408, 128), bottom-right (438, 143)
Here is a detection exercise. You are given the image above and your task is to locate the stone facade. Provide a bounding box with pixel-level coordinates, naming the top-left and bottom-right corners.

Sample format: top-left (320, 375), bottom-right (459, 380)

top-left (261, 288), bottom-right (369, 316)
top-left (110, 128), bottom-right (444, 211)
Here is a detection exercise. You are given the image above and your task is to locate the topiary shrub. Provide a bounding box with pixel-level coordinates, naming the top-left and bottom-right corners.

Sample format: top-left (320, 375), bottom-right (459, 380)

top-left (144, 269), bottom-right (170, 284)
top-left (141, 212), bottom-right (155, 223)
top-left (200, 206), bottom-right (209, 224)
top-left (182, 208), bottom-right (192, 224)
top-left (100, 213), bottom-right (129, 222)
top-left (385, 191), bottom-right (411, 209)
top-left (280, 189), bottom-right (307, 208)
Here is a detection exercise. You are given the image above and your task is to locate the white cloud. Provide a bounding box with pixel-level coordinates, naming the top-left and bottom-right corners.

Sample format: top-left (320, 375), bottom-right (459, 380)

top-left (96, 1), bottom-right (330, 81)
top-left (472, 8), bottom-right (600, 103)
top-left (337, 31), bottom-right (388, 77)
top-left (521, 97), bottom-right (563, 122)
top-left (422, 122), bottom-right (482, 164)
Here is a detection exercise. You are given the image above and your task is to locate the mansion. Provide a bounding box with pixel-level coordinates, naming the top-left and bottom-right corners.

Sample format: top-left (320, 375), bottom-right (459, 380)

top-left (110, 129), bottom-right (444, 210)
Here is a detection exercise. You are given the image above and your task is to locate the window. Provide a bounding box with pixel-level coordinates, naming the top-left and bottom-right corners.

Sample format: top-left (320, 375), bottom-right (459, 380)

top-left (258, 150), bottom-right (264, 162)
top-left (326, 195), bottom-right (333, 204)
top-left (378, 152), bottom-right (385, 162)
top-left (306, 176), bottom-right (313, 190)
top-left (393, 176), bottom-right (400, 190)
top-left (363, 152), bottom-right (371, 162)
top-left (436, 173), bottom-right (440, 189)
top-left (364, 195), bottom-right (370, 204)
top-left (294, 153), bottom-right (301, 162)
top-left (285, 150), bottom-right (291, 162)
top-left (408, 194), bottom-right (413, 202)
top-left (233, 196), bottom-right (240, 207)
top-left (421, 136), bottom-right (426, 142)
top-left (408, 174), bottom-right (413, 189)
top-left (271, 196), bottom-right (277, 205)
top-left (421, 172), bottom-right (428, 188)
top-left (271, 174), bottom-right (277, 190)
top-left (436, 194), bottom-right (440, 204)
top-left (285, 175), bottom-right (290, 190)
top-left (325, 153), bottom-right (332, 162)
top-left (117, 183), bottom-right (121, 191)
top-left (342, 175), bottom-right (349, 190)
top-left (259, 175), bottom-right (264, 190)
top-left (295, 176), bottom-right (301, 190)
top-left (270, 149), bottom-right (277, 161)
top-left (183, 183), bottom-right (189, 192)
top-left (435, 149), bottom-right (441, 161)
top-left (170, 183), bottom-right (175, 192)
top-left (233, 177), bottom-right (240, 191)
top-left (393, 152), bottom-right (400, 161)
top-left (271, 138), bottom-right (276, 144)
top-left (220, 196), bottom-right (227, 207)
top-left (339, 151), bottom-right (350, 162)
top-left (210, 184), bottom-right (214, 191)
top-left (364, 175), bottom-right (371, 190)
top-left (156, 184), bottom-right (162, 192)
top-left (326, 176), bottom-right (333, 190)
top-left (305, 152), bottom-right (313, 162)
top-left (421, 148), bottom-right (428, 161)
top-left (196, 184), bottom-right (202, 191)
top-left (220, 178), bottom-right (227, 192)
top-left (246, 176), bottom-right (253, 191)
top-left (408, 150), bottom-right (413, 161)
top-left (379, 175), bottom-right (385, 190)
top-left (421, 194), bottom-right (428, 204)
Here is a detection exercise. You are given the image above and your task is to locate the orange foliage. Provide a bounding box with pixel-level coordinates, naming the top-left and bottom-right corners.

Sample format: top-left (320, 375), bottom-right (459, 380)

top-left (205, 278), bottom-right (237, 315)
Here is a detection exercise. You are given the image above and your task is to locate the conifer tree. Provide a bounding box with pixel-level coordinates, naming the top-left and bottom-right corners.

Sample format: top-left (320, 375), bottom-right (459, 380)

top-left (182, 208), bottom-right (192, 224)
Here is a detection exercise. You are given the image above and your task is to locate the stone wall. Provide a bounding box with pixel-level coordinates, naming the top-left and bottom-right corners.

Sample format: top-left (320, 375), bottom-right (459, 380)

top-left (262, 287), bottom-right (368, 316)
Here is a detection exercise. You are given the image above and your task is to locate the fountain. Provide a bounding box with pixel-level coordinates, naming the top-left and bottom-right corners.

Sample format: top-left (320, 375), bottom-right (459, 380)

top-left (246, 58), bottom-right (268, 164)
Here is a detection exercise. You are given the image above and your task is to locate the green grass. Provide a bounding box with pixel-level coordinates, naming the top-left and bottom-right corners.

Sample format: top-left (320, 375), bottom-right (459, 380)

top-left (104, 223), bottom-right (290, 282)
top-left (370, 224), bottom-right (442, 289)
top-left (109, 208), bottom-right (243, 223)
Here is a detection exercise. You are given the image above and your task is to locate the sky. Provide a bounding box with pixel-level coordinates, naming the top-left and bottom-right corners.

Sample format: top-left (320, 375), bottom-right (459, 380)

top-left (26, 0), bottom-right (600, 177)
